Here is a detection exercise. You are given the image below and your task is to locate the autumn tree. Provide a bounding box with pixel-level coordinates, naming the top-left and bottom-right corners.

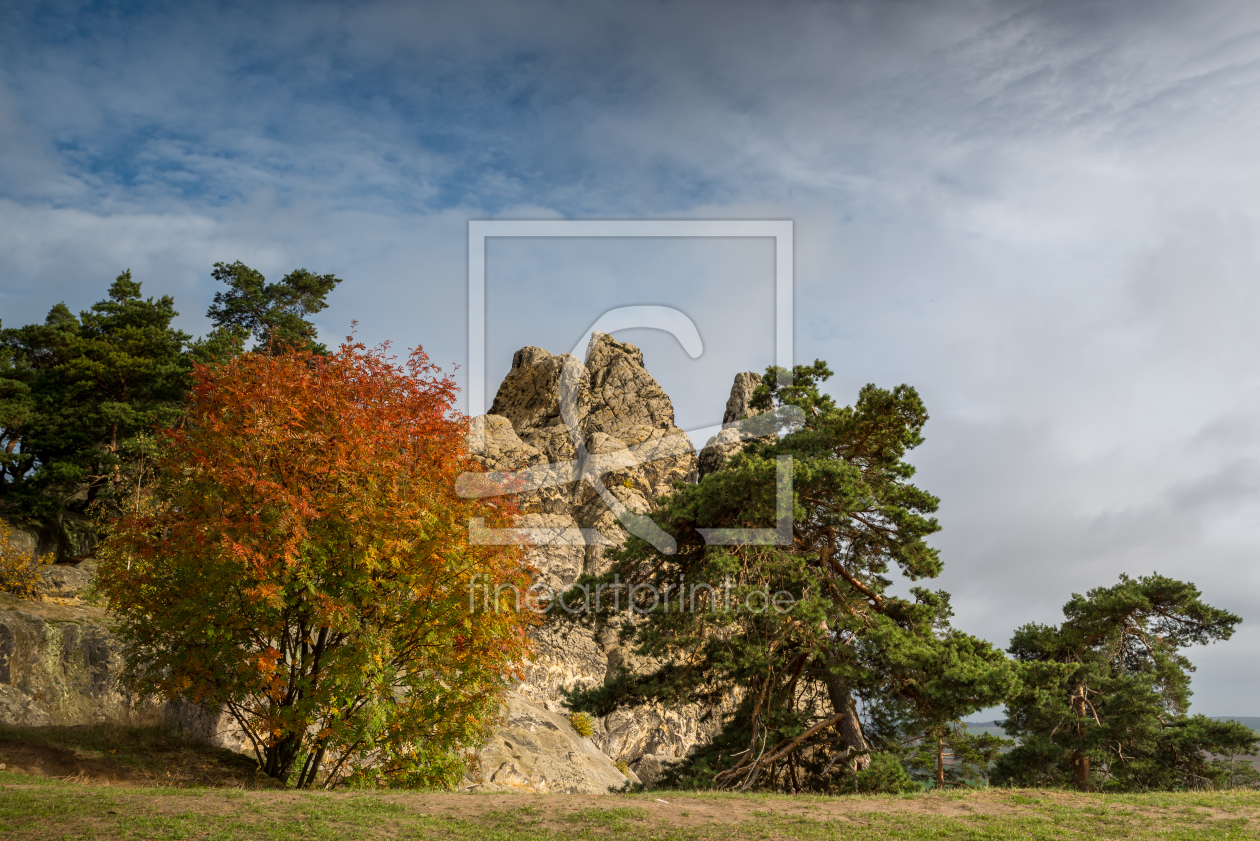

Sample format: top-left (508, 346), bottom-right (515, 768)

top-left (993, 573), bottom-right (1257, 791)
top-left (562, 362), bottom-right (1015, 792)
top-left (0, 517), bottom-right (53, 599)
top-left (97, 341), bottom-right (533, 788)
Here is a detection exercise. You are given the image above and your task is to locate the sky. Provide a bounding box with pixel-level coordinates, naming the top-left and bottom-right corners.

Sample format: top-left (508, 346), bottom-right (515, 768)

top-left (2, 0), bottom-right (1260, 716)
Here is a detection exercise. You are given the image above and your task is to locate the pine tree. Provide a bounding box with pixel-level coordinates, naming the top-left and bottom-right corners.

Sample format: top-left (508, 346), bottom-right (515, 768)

top-left (993, 573), bottom-right (1257, 790)
top-left (0, 272), bottom-right (190, 540)
top-left (207, 261), bottom-right (341, 354)
top-left (0, 263), bottom-right (343, 538)
top-left (561, 362), bottom-right (1016, 792)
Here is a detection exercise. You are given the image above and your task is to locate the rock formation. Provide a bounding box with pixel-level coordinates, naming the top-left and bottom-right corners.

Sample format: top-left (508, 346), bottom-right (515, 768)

top-left (0, 597), bottom-right (137, 728)
top-left (0, 339), bottom-right (768, 794)
top-left (697, 371), bottom-right (764, 478)
top-left (468, 334), bottom-right (760, 788)
top-left (0, 522), bottom-right (252, 752)
top-left (461, 692), bottom-right (639, 793)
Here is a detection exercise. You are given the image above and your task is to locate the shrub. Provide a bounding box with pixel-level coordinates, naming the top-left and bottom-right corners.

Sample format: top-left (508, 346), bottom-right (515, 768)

top-left (848, 752), bottom-right (920, 794)
top-left (0, 519), bottom-right (51, 599)
top-left (570, 711), bottom-right (595, 738)
top-left (96, 343), bottom-right (534, 789)
top-left (1210, 757), bottom-right (1260, 789)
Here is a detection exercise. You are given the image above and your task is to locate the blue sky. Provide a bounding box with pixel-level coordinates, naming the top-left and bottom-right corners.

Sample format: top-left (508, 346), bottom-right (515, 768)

top-left (4, 0), bottom-right (1260, 715)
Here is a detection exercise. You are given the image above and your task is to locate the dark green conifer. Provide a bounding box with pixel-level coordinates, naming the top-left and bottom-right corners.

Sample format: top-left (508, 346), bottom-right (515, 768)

top-left (994, 573), bottom-right (1257, 790)
top-left (561, 362), bottom-right (1016, 792)
top-left (207, 261), bottom-right (341, 354)
top-left (0, 272), bottom-right (190, 537)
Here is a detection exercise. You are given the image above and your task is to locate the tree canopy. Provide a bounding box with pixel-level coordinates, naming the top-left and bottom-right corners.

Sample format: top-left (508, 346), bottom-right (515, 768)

top-left (561, 362), bottom-right (1017, 792)
top-left (0, 262), bottom-right (341, 544)
top-left (994, 573), bottom-right (1256, 790)
top-left (0, 272), bottom-right (191, 542)
top-left (4, 262), bottom-right (1255, 794)
top-left (96, 341), bottom-right (533, 788)
top-left (207, 261), bottom-right (341, 354)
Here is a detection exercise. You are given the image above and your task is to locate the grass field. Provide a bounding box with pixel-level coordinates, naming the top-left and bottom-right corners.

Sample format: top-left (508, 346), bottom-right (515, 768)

top-left (3, 724), bottom-right (1260, 839)
top-left (3, 776), bottom-right (1260, 840)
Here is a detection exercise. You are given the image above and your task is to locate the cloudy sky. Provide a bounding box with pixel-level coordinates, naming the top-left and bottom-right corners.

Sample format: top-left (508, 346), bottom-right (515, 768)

top-left (3, 0), bottom-right (1260, 715)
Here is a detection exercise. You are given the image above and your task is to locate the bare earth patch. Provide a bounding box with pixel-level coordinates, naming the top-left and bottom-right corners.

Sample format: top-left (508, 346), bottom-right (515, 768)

top-left (386, 789), bottom-right (1258, 830)
top-left (0, 725), bottom-right (279, 789)
top-left (0, 740), bottom-right (144, 785)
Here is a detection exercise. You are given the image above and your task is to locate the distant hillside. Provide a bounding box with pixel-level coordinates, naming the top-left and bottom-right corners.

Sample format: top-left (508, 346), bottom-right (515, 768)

top-left (963, 717), bottom-right (1260, 738)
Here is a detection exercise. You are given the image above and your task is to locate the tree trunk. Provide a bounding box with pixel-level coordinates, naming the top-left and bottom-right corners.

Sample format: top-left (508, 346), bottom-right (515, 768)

top-left (1074, 751), bottom-right (1090, 790)
top-left (1069, 683), bottom-right (1091, 791)
top-left (823, 660), bottom-right (871, 771)
top-left (936, 735), bottom-right (945, 789)
top-left (264, 733), bottom-right (302, 783)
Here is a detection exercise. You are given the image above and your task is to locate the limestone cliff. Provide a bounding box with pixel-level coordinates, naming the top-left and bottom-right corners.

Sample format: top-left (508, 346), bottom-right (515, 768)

top-left (470, 334), bottom-right (760, 785)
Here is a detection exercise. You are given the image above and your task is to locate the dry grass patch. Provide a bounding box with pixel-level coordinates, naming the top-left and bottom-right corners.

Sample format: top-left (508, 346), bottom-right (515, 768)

top-left (2, 778), bottom-right (1260, 840)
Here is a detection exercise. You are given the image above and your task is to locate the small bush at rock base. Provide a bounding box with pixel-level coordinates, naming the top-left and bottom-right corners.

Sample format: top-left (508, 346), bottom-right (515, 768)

top-left (570, 712), bottom-right (595, 738)
top-left (0, 519), bottom-right (52, 599)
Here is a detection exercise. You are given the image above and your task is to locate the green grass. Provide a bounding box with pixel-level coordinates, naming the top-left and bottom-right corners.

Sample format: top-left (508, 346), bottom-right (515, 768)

top-left (2, 775), bottom-right (1260, 840)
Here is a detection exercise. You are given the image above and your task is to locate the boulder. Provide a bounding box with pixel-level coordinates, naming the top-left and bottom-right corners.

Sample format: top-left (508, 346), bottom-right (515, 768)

top-left (723, 371), bottom-right (764, 425)
top-left (1, 523), bottom-right (252, 750)
top-left (594, 702), bottom-right (712, 765)
top-left (697, 427), bottom-right (745, 478)
top-left (489, 346), bottom-right (591, 464)
top-left (0, 596), bottom-right (160, 728)
top-left (461, 691), bottom-right (637, 793)
top-left (40, 560), bottom-right (98, 601)
top-left (0, 517), bottom-right (41, 559)
top-left (485, 333), bottom-right (696, 568)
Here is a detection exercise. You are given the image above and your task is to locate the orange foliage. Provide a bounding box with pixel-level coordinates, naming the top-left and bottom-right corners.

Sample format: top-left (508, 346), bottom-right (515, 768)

top-left (97, 341), bottom-right (533, 788)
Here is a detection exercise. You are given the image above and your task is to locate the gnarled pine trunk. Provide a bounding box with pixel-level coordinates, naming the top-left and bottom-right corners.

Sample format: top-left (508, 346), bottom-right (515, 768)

top-left (823, 662), bottom-right (871, 771)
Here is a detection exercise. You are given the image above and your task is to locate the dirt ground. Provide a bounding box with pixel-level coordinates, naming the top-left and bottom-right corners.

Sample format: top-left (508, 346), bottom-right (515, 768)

top-left (1, 780), bottom-right (1255, 836)
top-left (0, 747), bottom-right (1255, 830)
top-left (0, 730), bottom-right (278, 789)
top-left (0, 740), bottom-right (145, 785)
top-left (398, 789), bottom-right (1039, 828)
top-left (391, 789), bottom-right (1257, 830)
